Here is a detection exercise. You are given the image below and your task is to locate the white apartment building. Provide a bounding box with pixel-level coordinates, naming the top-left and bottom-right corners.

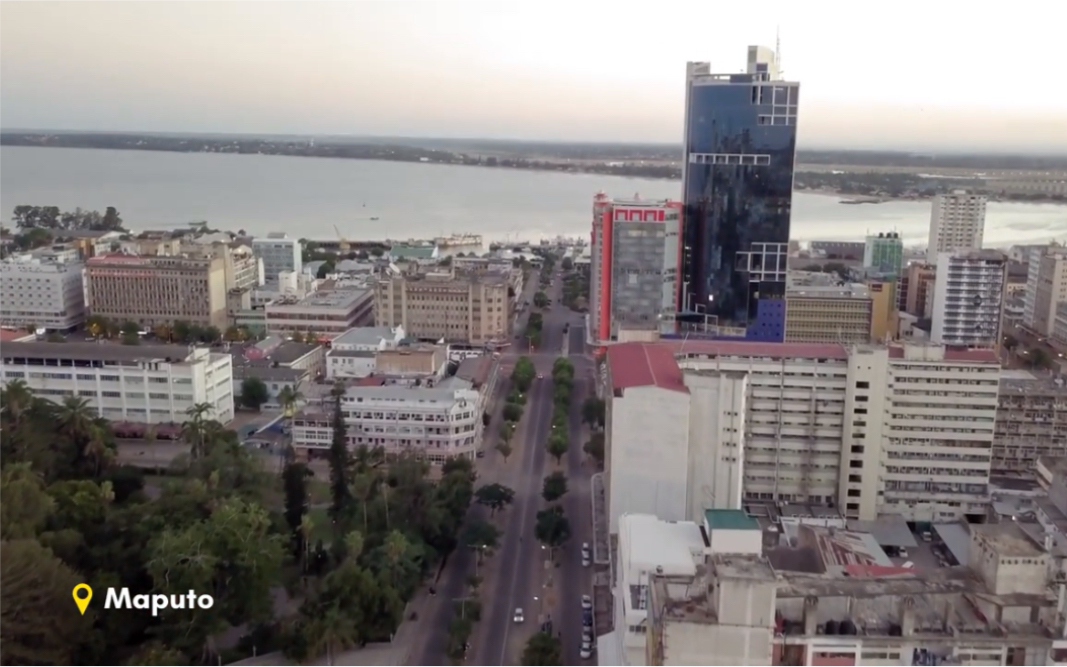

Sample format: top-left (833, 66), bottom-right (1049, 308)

top-left (252, 232), bottom-right (302, 284)
top-left (290, 382), bottom-right (483, 462)
top-left (0, 341), bottom-right (234, 424)
top-left (925, 190), bottom-right (988, 265)
top-left (0, 256), bottom-right (86, 331)
top-left (605, 340), bottom-right (1000, 528)
top-left (326, 325), bottom-right (406, 379)
top-left (930, 249), bottom-right (1007, 349)
top-left (1023, 244), bottom-right (1067, 336)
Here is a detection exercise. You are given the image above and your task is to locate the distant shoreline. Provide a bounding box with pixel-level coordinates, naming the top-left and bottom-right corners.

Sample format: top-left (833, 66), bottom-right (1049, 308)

top-left (3, 139), bottom-right (1066, 206)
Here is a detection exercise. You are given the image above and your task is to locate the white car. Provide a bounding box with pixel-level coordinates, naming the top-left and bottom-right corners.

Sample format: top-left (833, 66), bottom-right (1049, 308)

top-left (581, 542), bottom-right (591, 559)
top-left (582, 556), bottom-right (590, 567)
top-left (581, 595), bottom-right (593, 610)
top-left (537, 373), bottom-right (544, 379)
top-left (513, 607), bottom-right (524, 623)
top-left (580, 643), bottom-right (593, 659)
top-left (582, 631), bottom-right (593, 644)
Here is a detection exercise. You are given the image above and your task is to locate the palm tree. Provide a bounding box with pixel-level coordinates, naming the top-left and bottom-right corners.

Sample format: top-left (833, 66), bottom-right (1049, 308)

top-left (1, 379), bottom-right (35, 427)
top-left (57, 396), bottom-right (95, 443)
top-left (382, 530), bottom-right (410, 589)
top-left (304, 605), bottom-right (357, 666)
top-left (299, 513), bottom-right (315, 574)
top-left (349, 473), bottom-right (375, 533)
top-left (181, 402), bottom-right (214, 460)
top-left (277, 384), bottom-right (304, 418)
top-left (82, 422), bottom-right (111, 476)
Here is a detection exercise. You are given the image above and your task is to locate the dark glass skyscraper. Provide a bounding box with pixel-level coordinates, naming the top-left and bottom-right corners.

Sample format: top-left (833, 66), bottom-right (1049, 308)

top-left (680, 47), bottom-right (799, 328)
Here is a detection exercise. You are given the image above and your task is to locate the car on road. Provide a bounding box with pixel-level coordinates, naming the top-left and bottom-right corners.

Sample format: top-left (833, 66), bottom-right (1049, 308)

top-left (513, 607), bottom-right (524, 623)
top-left (582, 554), bottom-right (590, 567)
top-left (581, 595), bottom-right (593, 610)
top-left (582, 630), bottom-right (593, 644)
top-left (581, 542), bottom-right (591, 559)
top-left (580, 640), bottom-right (594, 659)
top-left (537, 373), bottom-right (544, 379)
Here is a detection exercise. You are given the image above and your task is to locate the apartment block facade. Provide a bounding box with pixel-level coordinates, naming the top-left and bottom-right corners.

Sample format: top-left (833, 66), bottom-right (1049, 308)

top-left (0, 256), bottom-right (86, 331)
top-left (589, 193), bottom-right (682, 343)
top-left (85, 254), bottom-right (228, 328)
top-left (994, 370), bottom-right (1067, 474)
top-left (1023, 244), bottom-right (1067, 337)
top-left (290, 383), bottom-right (483, 462)
top-left (930, 249), bottom-right (1007, 349)
top-left (0, 341), bottom-right (234, 424)
top-left (604, 340), bottom-right (1000, 529)
top-left (373, 270), bottom-right (510, 344)
top-left (926, 191), bottom-right (988, 265)
top-left (252, 233), bottom-right (302, 284)
top-left (783, 285), bottom-right (873, 344)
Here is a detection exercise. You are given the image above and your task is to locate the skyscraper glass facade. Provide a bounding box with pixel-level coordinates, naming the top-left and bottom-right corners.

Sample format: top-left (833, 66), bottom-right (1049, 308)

top-left (681, 57), bottom-right (799, 327)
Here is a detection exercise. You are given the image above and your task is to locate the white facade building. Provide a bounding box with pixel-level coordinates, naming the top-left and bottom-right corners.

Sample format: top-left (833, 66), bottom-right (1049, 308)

top-left (926, 191), bottom-right (988, 265)
top-left (252, 232), bottom-right (302, 284)
top-left (1022, 244), bottom-right (1067, 336)
top-left (326, 325), bottom-right (406, 379)
top-left (930, 249), bottom-right (1007, 348)
top-left (264, 289), bottom-right (374, 336)
top-left (291, 382), bottom-right (482, 462)
top-left (1, 341), bottom-right (234, 424)
top-left (1, 256), bottom-right (87, 331)
top-left (605, 340), bottom-right (1001, 528)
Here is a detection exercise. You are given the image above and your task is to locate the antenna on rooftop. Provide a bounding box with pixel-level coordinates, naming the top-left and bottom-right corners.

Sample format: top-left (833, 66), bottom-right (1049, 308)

top-left (776, 26), bottom-right (784, 77)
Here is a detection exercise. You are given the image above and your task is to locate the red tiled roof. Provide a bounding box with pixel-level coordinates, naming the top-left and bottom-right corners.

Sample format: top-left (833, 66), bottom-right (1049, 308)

top-left (660, 340), bottom-right (849, 360)
top-left (607, 342), bottom-right (688, 394)
top-left (888, 345), bottom-right (999, 363)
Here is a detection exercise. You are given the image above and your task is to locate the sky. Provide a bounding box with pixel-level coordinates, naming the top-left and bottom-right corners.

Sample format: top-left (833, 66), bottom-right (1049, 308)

top-left (2, 1), bottom-right (1065, 153)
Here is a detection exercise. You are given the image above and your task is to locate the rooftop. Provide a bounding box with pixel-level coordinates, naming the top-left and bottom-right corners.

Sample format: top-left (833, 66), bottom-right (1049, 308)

top-left (268, 288), bottom-right (371, 310)
top-left (456, 355), bottom-right (494, 387)
top-left (971, 522), bottom-right (1044, 558)
top-left (607, 342), bottom-right (687, 394)
top-left (234, 365), bottom-right (306, 382)
top-left (1, 341), bottom-right (196, 363)
top-left (621, 514), bottom-right (705, 578)
top-left (0, 328), bottom-right (34, 342)
top-left (887, 344), bottom-right (1000, 363)
top-left (704, 509), bottom-right (760, 531)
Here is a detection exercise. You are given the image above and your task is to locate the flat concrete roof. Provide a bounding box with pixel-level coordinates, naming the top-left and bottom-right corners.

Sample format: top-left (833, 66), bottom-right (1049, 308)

top-left (1, 341), bottom-right (194, 363)
top-left (847, 516), bottom-right (918, 548)
top-left (705, 509), bottom-right (760, 531)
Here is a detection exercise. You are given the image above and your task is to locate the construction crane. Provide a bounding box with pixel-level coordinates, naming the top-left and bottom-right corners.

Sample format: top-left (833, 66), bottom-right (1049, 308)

top-left (334, 217), bottom-right (382, 252)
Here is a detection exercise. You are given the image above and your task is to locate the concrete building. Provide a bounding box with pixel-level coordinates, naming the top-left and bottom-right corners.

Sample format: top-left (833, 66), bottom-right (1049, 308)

top-left (639, 519), bottom-right (1067, 666)
top-left (994, 369), bottom-right (1067, 475)
top-left (373, 270), bottom-right (510, 344)
top-left (85, 253), bottom-right (228, 329)
top-left (1053, 302), bottom-right (1067, 347)
top-left (118, 232), bottom-right (183, 257)
top-left (0, 341), bottom-right (234, 424)
top-left (930, 250), bottom-right (1008, 349)
top-left (808, 240), bottom-right (865, 261)
top-left (327, 325), bottom-right (406, 379)
top-left (374, 345), bottom-right (447, 378)
top-left (57, 229), bottom-right (124, 258)
top-left (783, 285), bottom-right (873, 344)
top-left (1, 255), bottom-right (86, 331)
top-left (1023, 244), bottom-right (1067, 337)
top-left (604, 341), bottom-right (1001, 528)
top-left (264, 288), bottom-right (374, 337)
top-left (926, 191), bottom-right (988, 265)
top-left (252, 233), bottom-right (302, 284)
top-left (862, 232), bottom-right (904, 276)
top-left (290, 381), bottom-right (483, 462)
top-left (589, 193), bottom-right (682, 343)
top-left (900, 262), bottom-right (935, 318)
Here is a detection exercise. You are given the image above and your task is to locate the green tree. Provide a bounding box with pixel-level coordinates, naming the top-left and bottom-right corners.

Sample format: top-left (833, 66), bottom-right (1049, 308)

top-left (328, 382), bottom-right (351, 528)
top-left (462, 518), bottom-right (500, 566)
top-left (534, 505), bottom-right (571, 556)
top-left (546, 431), bottom-right (569, 464)
top-left (533, 291), bottom-right (549, 308)
top-left (584, 432), bottom-right (605, 468)
top-left (511, 356), bottom-right (536, 393)
top-left (582, 396), bottom-right (606, 428)
top-left (1028, 347), bottom-right (1052, 369)
top-left (496, 439), bottom-right (514, 463)
top-left (277, 384), bottom-right (304, 417)
top-left (474, 483), bottom-right (515, 515)
top-left (503, 403), bottom-right (523, 423)
top-left (240, 376), bottom-right (271, 411)
top-left (180, 402), bottom-right (215, 460)
top-left (283, 462), bottom-right (310, 557)
top-left (121, 331), bottom-right (140, 345)
top-left (541, 471), bottom-right (568, 502)
top-left (521, 631), bottom-right (563, 665)
top-left (0, 539), bottom-right (92, 666)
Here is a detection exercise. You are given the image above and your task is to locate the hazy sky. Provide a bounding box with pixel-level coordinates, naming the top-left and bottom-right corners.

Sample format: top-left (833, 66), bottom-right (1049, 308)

top-left (2, 1), bottom-right (1065, 153)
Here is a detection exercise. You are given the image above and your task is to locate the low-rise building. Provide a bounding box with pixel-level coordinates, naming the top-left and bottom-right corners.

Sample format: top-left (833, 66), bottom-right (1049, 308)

top-left (326, 325), bottom-right (406, 379)
top-left (233, 365), bottom-right (308, 412)
top-left (994, 370), bottom-right (1067, 475)
top-left (374, 269), bottom-right (510, 344)
top-left (85, 253), bottom-right (228, 329)
top-left (0, 341), bottom-right (234, 424)
top-left (264, 288), bottom-right (374, 337)
top-left (375, 345), bottom-right (447, 378)
top-left (290, 381), bottom-right (482, 462)
top-left (1, 255), bottom-right (86, 331)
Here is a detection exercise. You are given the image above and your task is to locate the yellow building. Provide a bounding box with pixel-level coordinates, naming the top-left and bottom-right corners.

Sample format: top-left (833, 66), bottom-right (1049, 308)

top-left (374, 269), bottom-right (510, 344)
top-left (784, 284), bottom-right (874, 344)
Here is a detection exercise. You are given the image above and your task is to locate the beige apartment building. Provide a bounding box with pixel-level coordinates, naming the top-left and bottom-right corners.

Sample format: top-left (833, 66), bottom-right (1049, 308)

top-left (374, 269), bottom-right (510, 344)
top-left (85, 254), bottom-right (228, 328)
top-left (784, 284), bottom-right (874, 344)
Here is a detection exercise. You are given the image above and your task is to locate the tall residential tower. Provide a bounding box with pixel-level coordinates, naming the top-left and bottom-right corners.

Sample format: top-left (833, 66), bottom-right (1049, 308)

top-left (680, 46), bottom-right (799, 329)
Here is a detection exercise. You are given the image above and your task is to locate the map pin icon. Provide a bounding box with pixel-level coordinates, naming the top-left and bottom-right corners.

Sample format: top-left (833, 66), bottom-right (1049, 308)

top-left (73, 584), bottom-right (93, 615)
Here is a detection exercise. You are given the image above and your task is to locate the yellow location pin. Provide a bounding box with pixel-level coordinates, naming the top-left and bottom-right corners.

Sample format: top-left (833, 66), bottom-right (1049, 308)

top-left (72, 583), bottom-right (92, 615)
